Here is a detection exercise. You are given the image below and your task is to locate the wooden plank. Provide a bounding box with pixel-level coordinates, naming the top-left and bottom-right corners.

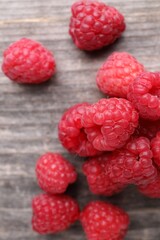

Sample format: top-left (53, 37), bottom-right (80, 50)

top-left (0, 0), bottom-right (160, 239)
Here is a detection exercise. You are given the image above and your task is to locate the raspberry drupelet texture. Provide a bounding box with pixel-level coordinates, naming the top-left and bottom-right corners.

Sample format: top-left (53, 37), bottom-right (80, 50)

top-left (80, 201), bottom-right (129, 240)
top-left (134, 118), bottom-right (160, 140)
top-left (82, 98), bottom-right (139, 151)
top-left (128, 72), bottom-right (160, 120)
top-left (36, 153), bottom-right (77, 194)
top-left (151, 131), bottom-right (160, 167)
top-left (138, 173), bottom-right (160, 198)
top-left (2, 38), bottom-right (56, 84)
top-left (32, 193), bottom-right (80, 234)
top-left (69, 0), bottom-right (125, 51)
top-left (58, 103), bottom-right (101, 157)
top-left (96, 52), bottom-right (145, 98)
top-left (102, 137), bottom-right (157, 186)
top-left (83, 155), bottom-right (127, 196)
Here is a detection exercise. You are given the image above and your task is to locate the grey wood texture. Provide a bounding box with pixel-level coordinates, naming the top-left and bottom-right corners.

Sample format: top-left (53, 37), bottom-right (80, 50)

top-left (0, 0), bottom-right (160, 239)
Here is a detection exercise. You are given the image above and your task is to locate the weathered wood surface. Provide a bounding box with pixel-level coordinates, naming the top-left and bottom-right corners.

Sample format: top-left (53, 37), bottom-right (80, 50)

top-left (0, 0), bottom-right (160, 239)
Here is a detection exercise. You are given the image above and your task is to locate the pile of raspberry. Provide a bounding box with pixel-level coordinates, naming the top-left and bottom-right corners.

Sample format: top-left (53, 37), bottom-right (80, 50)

top-left (59, 52), bottom-right (160, 199)
top-left (31, 55), bottom-right (160, 239)
top-left (54, 51), bottom-right (160, 239)
top-left (2, 0), bottom-right (160, 239)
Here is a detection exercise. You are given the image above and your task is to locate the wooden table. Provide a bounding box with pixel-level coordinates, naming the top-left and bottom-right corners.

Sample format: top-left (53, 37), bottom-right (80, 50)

top-left (0, 0), bottom-right (160, 239)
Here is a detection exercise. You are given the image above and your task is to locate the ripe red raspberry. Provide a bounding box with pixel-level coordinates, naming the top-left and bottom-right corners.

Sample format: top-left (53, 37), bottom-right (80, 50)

top-left (83, 155), bottom-right (127, 196)
top-left (2, 38), bottom-right (56, 84)
top-left (82, 98), bottom-right (139, 151)
top-left (69, 0), bottom-right (125, 51)
top-left (36, 153), bottom-right (77, 194)
top-left (32, 193), bottom-right (80, 234)
top-left (151, 131), bottom-right (160, 167)
top-left (128, 72), bottom-right (160, 120)
top-left (134, 118), bottom-right (160, 140)
top-left (80, 201), bottom-right (129, 240)
top-left (96, 52), bottom-right (145, 98)
top-left (102, 137), bottom-right (157, 186)
top-left (138, 173), bottom-right (160, 198)
top-left (58, 103), bottom-right (101, 157)
top-left (111, 137), bottom-right (156, 185)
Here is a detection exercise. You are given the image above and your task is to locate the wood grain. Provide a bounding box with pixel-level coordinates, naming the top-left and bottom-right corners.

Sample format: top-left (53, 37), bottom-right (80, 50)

top-left (0, 0), bottom-right (160, 239)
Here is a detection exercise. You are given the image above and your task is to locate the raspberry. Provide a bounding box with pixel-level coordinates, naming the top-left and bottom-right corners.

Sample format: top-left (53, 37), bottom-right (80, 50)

top-left (138, 173), bottom-right (160, 198)
top-left (134, 118), bottom-right (160, 140)
top-left (80, 201), bottom-right (129, 240)
top-left (2, 38), bottom-right (56, 84)
top-left (83, 155), bottom-right (127, 196)
top-left (32, 193), bottom-right (80, 234)
top-left (103, 137), bottom-right (157, 186)
top-left (151, 131), bottom-right (160, 167)
top-left (96, 52), bottom-right (145, 98)
top-left (69, 0), bottom-right (125, 51)
top-left (128, 72), bottom-right (160, 120)
top-left (36, 153), bottom-right (77, 194)
top-left (58, 103), bottom-right (101, 156)
top-left (82, 98), bottom-right (139, 151)
top-left (105, 137), bottom-right (157, 185)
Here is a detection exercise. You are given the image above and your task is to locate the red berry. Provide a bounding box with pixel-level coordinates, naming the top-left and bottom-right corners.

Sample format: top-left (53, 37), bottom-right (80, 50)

top-left (134, 118), bottom-right (160, 140)
top-left (2, 38), bottom-right (56, 84)
top-left (96, 52), bottom-right (145, 98)
top-left (58, 103), bottom-right (101, 157)
top-left (128, 72), bottom-right (160, 120)
top-left (36, 153), bottom-right (77, 194)
top-left (32, 193), bottom-right (80, 234)
top-left (138, 173), bottom-right (160, 198)
top-left (82, 98), bottom-right (139, 151)
top-left (83, 155), bottom-right (127, 196)
top-left (80, 201), bottom-right (129, 240)
top-left (102, 137), bottom-right (157, 186)
top-left (69, 0), bottom-right (125, 51)
top-left (151, 131), bottom-right (160, 167)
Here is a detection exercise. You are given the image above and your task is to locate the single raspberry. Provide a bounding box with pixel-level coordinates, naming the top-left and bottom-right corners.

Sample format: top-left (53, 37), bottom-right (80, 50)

top-left (58, 103), bottom-right (101, 157)
top-left (82, 98), bottom-right (139, 151)
top-left (69, 0), bottom-right (125, 51)
top-left (32, 193), bottom-right (80, 234)
top-left (151, 131), bottom-right (160, 167)
top-left (134, 118), bottom-right (160, 140)
top-left (2, 38), bottom-right (56, 84)
top-left (36, 152), bottom-right (77, 194)
top-left (96, 52), bottom-right (145, 98)
top-left (83, 155), bottom-right (127, 196)
top-left (80, 201), bottom-right (129, 240)
top-left (128, 72), bottom-right (160, 120)
top-left (138, 173), bottom-right (160, 198)
top-left (101, 137), bottom-right (157, 186)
